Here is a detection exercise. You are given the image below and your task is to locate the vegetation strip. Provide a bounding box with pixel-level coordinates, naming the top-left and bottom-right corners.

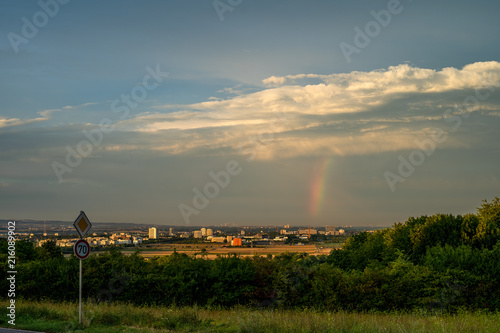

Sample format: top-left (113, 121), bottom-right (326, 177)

top-left (1, 300), bottom-right (500, 333)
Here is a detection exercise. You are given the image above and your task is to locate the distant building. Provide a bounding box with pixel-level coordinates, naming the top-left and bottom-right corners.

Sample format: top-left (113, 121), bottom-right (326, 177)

top-left (211, 236), bottom-right (226, 243)
top-left (193, 230), bottom-right (202, 238)
top-left (338, 229), bottom-right (345, 235)
top-left (253, 240), bottom-right (273, 246)
top-left (149, 227), bottom-right (158, 239)
top-left (240, 230), bottom-right (245, 235)
top-left (227, 236), bottom-right (233, 242)
top-left (207, 228), bottom-right (213, 236)
top-left (231, 238), bottom-right (242, 246)
top-left (114, 239), bottom-right (132, 245)
top-left (325, 225), bottom-right (336, 232)
top-left (298, 229), bottom-right (317, 235)
top-left (201, 228), bottom-right (206, 236)
top-left (169, 227), bottom-right (173, 235)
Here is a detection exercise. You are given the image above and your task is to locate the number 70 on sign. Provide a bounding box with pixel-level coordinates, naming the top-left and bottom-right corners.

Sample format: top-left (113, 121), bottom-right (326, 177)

top-left (74, 239), bottom-right (90, 260)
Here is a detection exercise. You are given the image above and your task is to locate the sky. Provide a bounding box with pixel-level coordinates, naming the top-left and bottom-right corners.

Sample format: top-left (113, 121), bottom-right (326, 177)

top-left (1, 0), bottom-right (500, 227)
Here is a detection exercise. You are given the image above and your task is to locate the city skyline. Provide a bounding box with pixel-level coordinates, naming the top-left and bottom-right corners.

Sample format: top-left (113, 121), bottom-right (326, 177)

top-left (1, 1), bottom-right (500, 226)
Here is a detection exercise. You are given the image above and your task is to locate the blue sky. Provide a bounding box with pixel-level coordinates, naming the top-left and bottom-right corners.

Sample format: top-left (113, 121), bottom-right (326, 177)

top-left (1, 0), bottom-right (500, 226)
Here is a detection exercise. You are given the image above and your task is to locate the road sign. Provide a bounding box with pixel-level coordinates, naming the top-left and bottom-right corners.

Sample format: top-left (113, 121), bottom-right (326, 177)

top-left (73, 211), bottom-right (92, 238)
top-left (74, 239), bottom-right (90, 260)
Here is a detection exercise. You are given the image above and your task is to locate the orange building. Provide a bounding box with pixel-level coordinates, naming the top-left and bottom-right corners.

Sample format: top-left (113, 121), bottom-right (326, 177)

top-left (231, 238), bottom-right (242, 246)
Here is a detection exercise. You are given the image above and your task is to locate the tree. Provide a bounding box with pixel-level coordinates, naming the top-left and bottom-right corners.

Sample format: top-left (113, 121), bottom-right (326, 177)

top-left (475, 197), bottom-right (500, 249)
top-left (461, 213), bottom-right (480, 246)
top-left (37, 240), bottom-right (64, 260)
top-left (16, 240), bottom-right (39, 261)
top-left (410, 214), bottom-right (462, 260)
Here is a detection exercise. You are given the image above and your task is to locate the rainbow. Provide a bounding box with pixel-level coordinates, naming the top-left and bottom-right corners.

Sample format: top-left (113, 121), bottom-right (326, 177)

top-left (309, 157), bottom-right (333, 218)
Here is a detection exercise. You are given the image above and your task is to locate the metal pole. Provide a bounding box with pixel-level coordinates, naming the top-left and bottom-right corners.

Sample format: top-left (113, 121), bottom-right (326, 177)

top-left (79, 258), bottom-right (82, 324)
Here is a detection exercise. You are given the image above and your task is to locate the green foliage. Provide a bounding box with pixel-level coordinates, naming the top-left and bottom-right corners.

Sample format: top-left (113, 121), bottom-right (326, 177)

top-left (5, 300), bottom-right (500, 333)
top-left (37, 240), bottom-right (64, 261)
top-left (410, 214), bottom-right (462, 260)
top-left (475, 197), bottom-right (500, 249)
top-left (2, 197), bottom-right (500, 313)
top-left (461, 213), bottom-right (480, 245)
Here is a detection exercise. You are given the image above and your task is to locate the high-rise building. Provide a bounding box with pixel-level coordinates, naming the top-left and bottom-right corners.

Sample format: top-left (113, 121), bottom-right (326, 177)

top-left (149, 227), bottom-right (157, 239)
top-left (201, 228), bottom-right (206, 236)
top-left (207, 228), bottom-right (213, 236)
top-left (194, 230), bottom-right (202, 238)
top-left (169, 227), bottom-right (173, 235)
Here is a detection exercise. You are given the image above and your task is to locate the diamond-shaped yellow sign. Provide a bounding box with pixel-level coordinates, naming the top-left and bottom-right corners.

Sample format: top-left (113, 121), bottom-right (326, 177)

top-left (73, 211), bottom-right (92, 238)
top-left (77, 218), bottom-right (88, 232)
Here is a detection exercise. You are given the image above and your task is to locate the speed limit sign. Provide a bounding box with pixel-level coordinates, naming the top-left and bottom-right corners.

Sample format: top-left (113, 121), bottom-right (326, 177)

top-left (74, 239), bottom-right (90, 260)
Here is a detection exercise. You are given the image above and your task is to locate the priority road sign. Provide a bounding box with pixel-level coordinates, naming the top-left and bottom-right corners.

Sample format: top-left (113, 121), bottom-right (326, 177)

top-left (73, 211), bottom-right (92, 238)
top-left (74, 239), bottom-right (90, 260)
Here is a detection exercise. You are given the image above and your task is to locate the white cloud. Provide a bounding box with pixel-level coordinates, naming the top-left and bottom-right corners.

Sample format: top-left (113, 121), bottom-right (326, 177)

top-left (38, 101), bottom-right (100, 119)
top-left (108, 62), bottom-right (500, 158)
top-left (0, 117), bottom-right (46, 128)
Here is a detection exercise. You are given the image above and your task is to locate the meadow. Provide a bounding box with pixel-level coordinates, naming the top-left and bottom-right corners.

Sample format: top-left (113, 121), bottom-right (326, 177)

top-left (1, 300), bottom-right (499, 333)
top-left (116, 243), bottom-right (334, 260)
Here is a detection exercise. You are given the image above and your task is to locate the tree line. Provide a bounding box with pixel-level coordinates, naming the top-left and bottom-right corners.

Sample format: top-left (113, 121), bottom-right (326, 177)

top-left (1, 197), bottom-right (499, 312)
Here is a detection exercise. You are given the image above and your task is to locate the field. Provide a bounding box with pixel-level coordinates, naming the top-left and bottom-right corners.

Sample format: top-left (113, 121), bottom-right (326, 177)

top-left (101, 243), bottom-right (339, 259)
top-left (2, 300), bottom-right (500, 333)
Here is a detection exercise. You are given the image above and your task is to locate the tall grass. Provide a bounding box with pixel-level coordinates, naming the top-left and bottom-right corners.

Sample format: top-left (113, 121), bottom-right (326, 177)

top-left (1, 300), bottom-right (499, 332)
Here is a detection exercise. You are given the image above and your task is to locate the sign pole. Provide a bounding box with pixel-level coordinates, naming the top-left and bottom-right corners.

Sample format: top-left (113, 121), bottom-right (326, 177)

top-left (79, 258), bottom-right (82, 324)
top-left (73, 211), bottom-right (92, 326)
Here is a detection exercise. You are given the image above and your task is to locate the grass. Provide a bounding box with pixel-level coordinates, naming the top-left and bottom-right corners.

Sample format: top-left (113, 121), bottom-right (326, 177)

top-left (1, 300), bottom-right (499, 332)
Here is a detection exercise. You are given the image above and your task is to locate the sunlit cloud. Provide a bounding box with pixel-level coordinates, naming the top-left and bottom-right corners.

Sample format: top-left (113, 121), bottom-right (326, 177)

top-left (0, 117), bottom-right (46, 128)
top-left (106, 62), bottom-right (500, 159)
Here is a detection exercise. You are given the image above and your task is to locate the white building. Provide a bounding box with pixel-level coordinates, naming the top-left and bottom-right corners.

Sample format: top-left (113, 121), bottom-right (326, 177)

top-left (149, 227), bottom-right (158, 239)
top-left (298, 229), bottom-right (317, 235)
top-left (201, 228), bottom-right (207, 236)
top-left (114, 239), bottom-right (132, 245)
top-left (211, 236), bottom-right (226, 243)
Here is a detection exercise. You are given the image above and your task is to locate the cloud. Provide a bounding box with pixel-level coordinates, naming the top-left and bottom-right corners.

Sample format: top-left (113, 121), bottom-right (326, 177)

top-left (38, 102), bottom-right (101, 118)
top-left (106, 62), bottom-right (500, 159)
top-left (262, 75), bottom-right (287, 87)
top-left (0, 117), bottom-right (46, 129)
top-left (11, 62), bottom-right (496, 160)
top-left (0, 102), bottom-right (104, 130)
